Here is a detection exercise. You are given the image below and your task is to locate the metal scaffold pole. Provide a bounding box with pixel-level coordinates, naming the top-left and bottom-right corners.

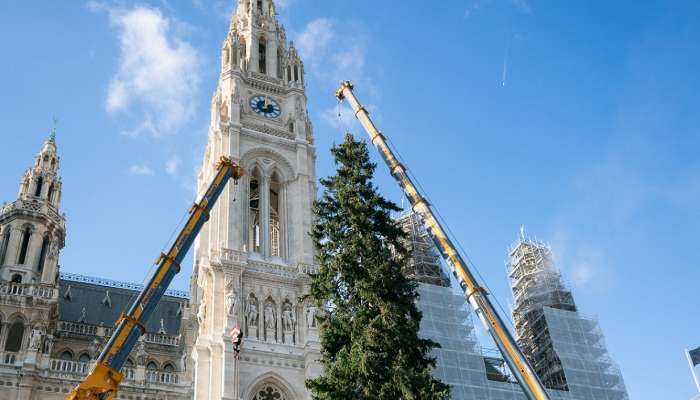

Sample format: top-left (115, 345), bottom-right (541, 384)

top-left (335, 81), bottom-right (551, 400)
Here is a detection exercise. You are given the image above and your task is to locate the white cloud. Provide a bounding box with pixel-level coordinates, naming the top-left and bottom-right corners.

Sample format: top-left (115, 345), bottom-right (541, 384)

top-left (129, 164), bottom-right (155, 176)
top-left (98, 5), bottom-right (200, 137)
top-left (321, 105), bottom-right (358, 131)
top-left (511, 0), bottom-right (532, 13)
top-left (296, 18), bottom-right (334, 66)
top-left (275, 0), bottom-right (295, 9)
top-left (165, 155), bottom-right (180, 175)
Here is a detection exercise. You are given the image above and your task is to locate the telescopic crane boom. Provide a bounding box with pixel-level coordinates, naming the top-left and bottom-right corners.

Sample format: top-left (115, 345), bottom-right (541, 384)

top-left (67, 157), bottom-right (244, 400)
top-left (335, 81), bottom-right (551, 400)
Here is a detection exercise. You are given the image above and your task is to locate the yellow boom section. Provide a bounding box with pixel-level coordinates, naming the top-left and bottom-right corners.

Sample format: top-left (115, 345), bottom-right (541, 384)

top-left (335, 81), bottom-right (551, 400)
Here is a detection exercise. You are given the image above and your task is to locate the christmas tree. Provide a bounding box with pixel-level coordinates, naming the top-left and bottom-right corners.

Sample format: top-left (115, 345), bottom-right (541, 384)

top-left (306, 133), bottom-right (450, 400)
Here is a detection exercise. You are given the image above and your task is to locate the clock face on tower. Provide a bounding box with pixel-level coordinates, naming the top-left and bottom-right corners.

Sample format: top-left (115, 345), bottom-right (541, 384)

top-left (249, 95), bottom-right (281, 118)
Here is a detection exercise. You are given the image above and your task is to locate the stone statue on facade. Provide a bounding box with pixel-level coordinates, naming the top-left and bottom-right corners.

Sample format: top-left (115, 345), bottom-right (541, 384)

top-left (264, 301), bottom-right (276, 341)
top-left (282, 302), bottom-right (295, 332)
top-left (197, 302), bottom-right (207, 327)
top-left (29, 328), bottom-right (43, 350)
top-left (305, 304), bottom-right (317, 329)
top-left (245, 295), bottom-right (259, 337)
top-left (226, 289), bottom-right (239, 318)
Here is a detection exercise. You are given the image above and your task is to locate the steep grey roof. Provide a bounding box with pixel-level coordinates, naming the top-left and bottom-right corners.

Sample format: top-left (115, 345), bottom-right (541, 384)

top-left (58, 275), bottom-right (185, 335)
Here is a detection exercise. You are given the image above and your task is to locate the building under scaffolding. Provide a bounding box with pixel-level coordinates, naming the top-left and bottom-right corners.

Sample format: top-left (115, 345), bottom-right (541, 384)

top-left (396, 211), bottom-right (450, 287)
top-left (396, 211), bottom-right (629, 400)
top-left (508, 232), bottom-right (629, 399)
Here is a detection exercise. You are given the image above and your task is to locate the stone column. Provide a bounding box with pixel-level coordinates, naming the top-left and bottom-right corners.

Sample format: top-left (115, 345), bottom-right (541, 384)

top-left (5, 227), bottom-right (21, 268)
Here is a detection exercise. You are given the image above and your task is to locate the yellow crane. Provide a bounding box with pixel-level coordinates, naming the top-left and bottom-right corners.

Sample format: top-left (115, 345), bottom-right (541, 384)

top-left (67, 157), bottom-right (244, 400)
top-left (335, 81), bottom-right (551, 400)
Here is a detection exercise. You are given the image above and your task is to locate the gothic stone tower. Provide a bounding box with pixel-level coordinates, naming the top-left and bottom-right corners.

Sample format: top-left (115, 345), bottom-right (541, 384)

top-left (188, 1), bottom-right (320, 400)
top-left (0, 134), bottom-right (64, 391)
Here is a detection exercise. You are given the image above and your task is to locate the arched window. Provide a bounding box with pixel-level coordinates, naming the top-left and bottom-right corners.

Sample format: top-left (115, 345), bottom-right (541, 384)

top-left (258, 38), bottom-right (267, 74)
top-left (125, 358), bottom-right (134, 368)
top-left (277, 48), bottom-right (284, 79)
top-left (248, 171), bottom-right (261, 253)
top-left (11, 274), bottom-right (22, 284)
top-left (0, 228), bottom-right (10, 266)
top-left (34, 176), bottom-right (43, 197)
top-left (79, 353), bottom-right (91, 363)
top-left (293, 65), bottom-right (299, 82)
top-left (250, 383), bottom-right (289, 400)
top-left (47, 183), bottom-right (55, 202)
top-left (38, 236), bottom-right (49, 272)
top-left (286, 66), bottom-right (291, 82)
top-left (17, 227), bottom-right (31, 265)
top-left (5, 321), bottom-right (25, 352)
top-left (60, 350), bottom-right (73, 360)
top-left (257, 0), bottom-right (263, 13)
top-left (269, 172), bottom-right (282, 257)
top-left (163, 363), bottom-right (175, 373)
top-left (147, 361), bottom-right (158, 371)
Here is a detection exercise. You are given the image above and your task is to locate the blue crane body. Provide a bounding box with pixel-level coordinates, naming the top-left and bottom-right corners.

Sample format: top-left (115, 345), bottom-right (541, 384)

top-left (68, 156), bottom-right (244, 400)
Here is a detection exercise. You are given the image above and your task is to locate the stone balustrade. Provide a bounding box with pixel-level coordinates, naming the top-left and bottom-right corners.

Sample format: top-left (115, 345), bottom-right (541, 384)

top-left (144, 332), bottom-right (179, 346)
top-left (146, 370), bottom-right (179, 385)
top-left (50, 358), bottom-right (89, 375)
top-left (0, 281), bottom-right (57, 301)
top-left (0, 352), bottom-right (17, 366)
top-left (122, 367), bottom-right (136, 380)
top-left (58, 321), bottom-right (99, 336)
top-left (1, 198), bottom-right (65, 226)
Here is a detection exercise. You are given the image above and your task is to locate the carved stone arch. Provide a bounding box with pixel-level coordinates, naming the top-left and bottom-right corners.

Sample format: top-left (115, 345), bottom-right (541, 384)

top-left (55, 347), bottom-right (74, 360)
top-left (146, 359), bottom-right (160, 370)
top-left (241, 148), bottom-right (295, 182)
top-left (245, 372), bottom-right (297, 400)
top-left (7, 312), bottom-right (28, 324)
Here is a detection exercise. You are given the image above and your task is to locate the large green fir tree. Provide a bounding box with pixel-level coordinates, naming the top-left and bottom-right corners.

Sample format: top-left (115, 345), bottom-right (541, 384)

top-left (306, 134), bottom-right (450, 400)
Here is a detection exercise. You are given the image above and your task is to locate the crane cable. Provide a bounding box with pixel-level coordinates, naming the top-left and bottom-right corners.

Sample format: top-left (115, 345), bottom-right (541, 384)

top-left (383, 135), bottom-right (517, 330)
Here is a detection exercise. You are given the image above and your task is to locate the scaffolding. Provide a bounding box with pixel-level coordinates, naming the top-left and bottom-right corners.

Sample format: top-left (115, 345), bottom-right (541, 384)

top-left (396, 211), bottom-right (450, 287)
top-left (508, 234), bottom-right (629, 400)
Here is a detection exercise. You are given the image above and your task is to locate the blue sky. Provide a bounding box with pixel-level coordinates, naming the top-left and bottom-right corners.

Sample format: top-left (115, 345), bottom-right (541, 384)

top-left (0, 0), bottom-right (698, 398)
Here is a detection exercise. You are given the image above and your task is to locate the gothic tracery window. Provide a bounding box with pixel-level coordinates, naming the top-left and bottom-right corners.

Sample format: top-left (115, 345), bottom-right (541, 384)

top-left (47, 183), bottom-right (55, 202)
top-left (249, 171), bottom-right (262, 253)
top-left (258, 38), bottom-right (267, 74)
top-left (38, 236), bottom-right (49, 272)
top-left (17, 226), bottom-right (31, 265)
top-left (34, 176), bottom-right (43, 197)
top-left (0, 228), bottom-right (10, 266)
top-left (251, 384), bottom-right (288, 400)
top-left (5, 320), bottom-right (24, 352)
top-left (269, 172), bottom-right (281, 257)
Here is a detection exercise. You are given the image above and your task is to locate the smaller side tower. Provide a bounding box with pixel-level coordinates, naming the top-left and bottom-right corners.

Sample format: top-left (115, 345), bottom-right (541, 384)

top-left (0, 133), bottom-right (65, 285)
top-left (508, 229), bottom-right (629, 400)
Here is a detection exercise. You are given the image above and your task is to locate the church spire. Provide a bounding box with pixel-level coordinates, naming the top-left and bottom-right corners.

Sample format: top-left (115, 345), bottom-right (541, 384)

top-left (0, 135), bottom-right (65, 285)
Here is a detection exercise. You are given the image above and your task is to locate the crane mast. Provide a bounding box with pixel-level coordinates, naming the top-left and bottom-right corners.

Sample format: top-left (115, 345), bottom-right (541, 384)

top-left (335, 81), bottom-right (551, 400)
top-left (67, 156), bottom-right (244, 400)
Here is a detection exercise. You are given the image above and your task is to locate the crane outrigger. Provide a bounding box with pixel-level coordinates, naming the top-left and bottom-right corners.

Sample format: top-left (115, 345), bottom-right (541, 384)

top-left (335, 81), bottom-right (551, 400)
top-left (67, 157), bottom-right (244, 400)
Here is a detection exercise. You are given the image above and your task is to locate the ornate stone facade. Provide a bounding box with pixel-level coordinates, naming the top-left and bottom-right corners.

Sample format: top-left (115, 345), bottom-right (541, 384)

top-left (0, 138), bottom-right (193, 400)
top-left (187, 1), bottom-right (320, 400)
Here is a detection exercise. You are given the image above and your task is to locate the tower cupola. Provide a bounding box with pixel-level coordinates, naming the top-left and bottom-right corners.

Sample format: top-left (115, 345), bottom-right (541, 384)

top-left (0, 132), bottom-right (65, 285)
